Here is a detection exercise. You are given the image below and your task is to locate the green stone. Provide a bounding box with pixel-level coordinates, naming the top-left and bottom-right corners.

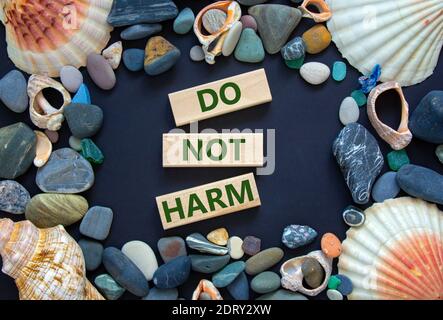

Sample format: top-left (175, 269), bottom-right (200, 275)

top-left (435, 145), bottom-right (443, 164)
top-left (284, 56), bottom-right (304, 69)
top-left (387, 149), bottom-right (410, 171)
top-left (81, 139), bottom-right (104, 165)
top-left (332, 61), bottom-right (347, 81)
top-left (94, 274), bottom-right (125, 300)
top-left (328, 275), bottom-right (342, 290)
top-left (351, 90), bottom-right (367, 107)
top-left (234, 28), bottom-right (265, 63)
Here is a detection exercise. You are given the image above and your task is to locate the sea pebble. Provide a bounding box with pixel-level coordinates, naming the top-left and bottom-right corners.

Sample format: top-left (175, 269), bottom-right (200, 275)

top-left (328, 275), bottom-right (342, 290)
top-left (190, 254), bottom-right (230, 274)
top-left (335, 274), bottom-right (353, 296)
top-left (251, 271), bottom-right (281, 294)
top-left (222, 21), bottom-right (243, 57)
top-left (64, 103), bottom-right (103, 139)
top-left (121, 24), bottom-right (162, 40)
top-left (81, 139), bottom-right (104, 165)
top-left (207, 228), bottom-right (229, 245)
top-left (123, 49), bottom-right (145, 72)
top-left (153, 256), bottom-right (191, 289)
top-left (302, 24), bottom-right (331, 54)
top-left (202, 9), bottom-right (226, 34)
top-left (248, 4), bottom-right (302, 54)
top-left (397, 164), bottom-right (443, 205)
top-left (240, 15), bottom-right (257, 31)
top-left (242, 236), bottom-right (261, 256)
top-left (333, 61), bottom-right (347, 82)
top-left (186, 233), bottom-right (228, 255)
top-left (327, 289), bottom-right (343, 300)
top-left (300, 62), bottom-right (330, 85)
top-left (94, 274), bottom-right (125, 300)
top-left (351, 89), bottom-right (367, 107)
top-left (228, 236), bottom-right (244, 260)
top-left (227, 272), bottom-right (249, 300)
top-left (80, 206), bottom-right (113, 241)
top-left (0, 122), bottom-right (36, 179)
top-left (409, 91), bottom-right (443, 143)
top-left (372, 171), bottom-right (400, 202)
top-left (285, 57), bottom-right (304, 69)
top-left (143, 287), bottom-right (178, 300)
top-left (189, 45), bottom-right (205, 62)
top-left (238, 0), bottom-right (268, 5)
top-left (103, 247), bottom-right (150, 297)
top-left (281, 36), bottom-right (305, 60)
top-left (36, 148), bottom-right (94, 193)
top-left (301, 258), bottom-right (325, 289)
top-left (342, 206), bottom-right (365, 227)
top-left (102, 41), bottom-right (123, 70)
top-left (44, 130), bottom-right (59, 144)
top-left (173, 7), bottom-right (194, 34)
top-left (72, 84), bottom-right (91, 104)
top-left (87, 53), bottom-right (116, 90)
top-left (333, 123), bottom-right (384, 204)
top-left (144, 36), bottom-right (181, 76)
top-left (60, 66), bottom-right (83, 93)
top-left (436, 145), bottom-right (443, 164)
top-left (256, 289), bottom-right (308, 300)
top-left (122, 241), bottom-right (158, 281)
top-left (282, 224), bottom-right (317, 249)
top-left (320, 233), bottom-right (342, 258)
top-left (25, 193), bottom-right (88, 228)
top-left (69, 136), bottom-right (82, 151)
top-left (158, 236), bottom-right (187, 263)
top-left (0, 70), bottom-right (28, 113)
top-left (78, 239), bottom-right (103, 271)
top-left (0, 180), bottom-right (30, 214)
top-left (245, 247), bottom-right (284, 275)
top-left (387, 149), bottom-right (410, 171)
top-left (339, 97), bottom-right (359, 125)
top-left (212, 261), bottom-right (245, 288)
top-left (234, 28), bottom-right (265, 63)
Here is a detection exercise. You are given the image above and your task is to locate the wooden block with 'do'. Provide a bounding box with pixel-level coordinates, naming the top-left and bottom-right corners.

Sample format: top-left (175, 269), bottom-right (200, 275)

top-left (168, 69), bottom-right (272, 126)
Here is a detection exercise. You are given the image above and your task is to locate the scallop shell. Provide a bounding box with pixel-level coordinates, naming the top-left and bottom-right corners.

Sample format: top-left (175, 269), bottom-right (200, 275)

top-left (0, 0), bottom-right (113, 77)
top-left (280, 250), bottom-right (333, 296)
top-left (299, 0), bottom-right (332, 22)
top-left (367, 81), bottom-right (413, 150)
top-left (0, 218), bottom-right (104, 300)
top-left (28, 74), bottom-right (71, 131)
top-left (194, 1), bottom-right (242, 64)
top-left (326, 0), bottom-right (443, 86)
top-left (192, 279), bottom-right (223, 300)
top-left (338, 197), bottom-right (443, 300)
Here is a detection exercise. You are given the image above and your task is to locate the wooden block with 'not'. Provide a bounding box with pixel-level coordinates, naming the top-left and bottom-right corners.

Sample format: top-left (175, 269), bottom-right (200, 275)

top-left (156, 173), bottom-right (261, 229)
top-left (168, 69), bottom-right (272, 126)
top-left (163, 133), bottom-right (264, 167)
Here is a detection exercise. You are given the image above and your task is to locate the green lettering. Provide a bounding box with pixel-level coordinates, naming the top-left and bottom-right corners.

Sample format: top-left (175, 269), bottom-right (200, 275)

top-left (197, 89), bottom-right (218, 112)
top-left (226, 180), bottom-right (254, 206)
top-left (229, 138), bottom-right (246, 161)
top-left (188, 193), bottom-right (208, 217)
top-left (206, 139), bottom-right (227, 161)
top-left (162, 198), bottom-right (185, 223)
top-left (184, 139), bottom-right (203, 161)
top-left (220, 82), bottom-right (241, 105)
top-left (206, 188), bottom-right (228, 211)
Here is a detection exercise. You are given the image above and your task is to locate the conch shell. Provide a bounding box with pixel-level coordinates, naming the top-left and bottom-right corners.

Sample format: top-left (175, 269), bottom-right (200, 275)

top-left (28, 74), bottom-right (71, 131)
top-left (367, 81), bottom-right (412, 150)
top-left (192, 279), bottom-right (223, 300)
top-left (0, 0), bottom-right (113, 77)
top-left (194, 1), bottom-right (241, 64)
top-left (298, 0), bottom-right (332, 22)
top-left (0, 218), bottom-right (104, 300)
top-left (280, 250), bottom-right (332, 296)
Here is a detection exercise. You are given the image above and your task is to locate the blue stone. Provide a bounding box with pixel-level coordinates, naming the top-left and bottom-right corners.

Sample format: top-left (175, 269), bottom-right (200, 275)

top-left (64, 103), bottom-right (103, 139)
top-left (0, 70), bottom-right (28, 113)
top-left (227, 272), bottom-right (249, 300)
top-left (78, 239), bottom-right (103, 271)
top-left (123, 49), bottom-right (145, 72)
top-left (234, 28), bottom-right (265, 63)
top-left (153, 256), bottom-right (191, 289)
top-left (333, 61), bottom-right (347, 82)
top-left (397, 164), bottom-right (443, 205)
top-left (281, 36), bottom-right (305, 60)
top-left (94, 274), bottom-right (125, 300)
top-left (371, 171), bottom-right (400, 203)
top-left (143, 287), bottom-right (178, 300)
top-left (336, 274), bottom-right (353, 296)
top-left (120, 24), bottom-right (162, 40)
top-left (190, 254), bottom-right (230, 273)
top-left (102, 247), bottom-right (150, 297)
top-left (409, 91), bottom-right (443, 144)
top-left (282, 225), bottom-right (317, 249)
top-left (173, 7), bottom-right (194, 34)
top-left (80, 206), bottom-right (113, 241)
top-left (359, 64), bottom-right (381, 94)
top-left (212, 261), bottom-right (245, 288)
top-left (72, 84), bottom-right (91, 104)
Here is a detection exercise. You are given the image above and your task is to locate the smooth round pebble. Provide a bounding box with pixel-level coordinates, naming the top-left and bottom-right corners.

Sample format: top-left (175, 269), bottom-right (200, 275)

top-left (332, 61), bottom-right (347, 82)
top-left (301, 258), bottom-right (324, 289)
top-left (339, 97), bottom-right (359, 125)
top-left (157, 236), bottom-right (187, 263)
top-left (300, 62), bottom-right (330, 85)
top-left (44, 130), bottom-right (59, 143)
top-left (240, 15), bottom-right (257, 31)
top-left (153, 256), bottom-right (191, 289)
top-left (0, 70), bottom-right (28, 113)
top-left (64, 103), bottom-right (103, 139)
top-left (302, 24), bottom-right (331, 54)
top-left (190, 45), bottom-right (205, 62)
top-left (69, 136), bottom-right (82, 151)
top-left (234, 28), bottom-right (265, 63)
top-left (228, 236), bottom-right (244, 260)
top-left (60, 66), bottom-right (83, 93)
top-left (122, 241), bottom-right (158, 281)
top-left (372, 171), bottom-right (400, 202)
top-left (212, 261), bottom-right (245, 288)
top-left (222, 21), bottom-right (243, 57)
top-left (121, 24), bottom-right (162, 40)
top-left (173, 7), bottom-right (194, 34)
top-left (251, 271), bottom-right (281, 294)
top-left (86, 53), bottom-right (116, 90)
top-left (123, 49), bottom-right (145, 72)
top-left (245, 247), bottom-right (284, 275)
top-left (336, 274), bottom-right (353, 296)
top-left (342, 206), bottom-right (365, 227)
top-left (327, 289), bottom-right (344, 300)
top-left (320, 233), bottom-right (342, 258)
top-left (351, 89), bottom-right (367, 107)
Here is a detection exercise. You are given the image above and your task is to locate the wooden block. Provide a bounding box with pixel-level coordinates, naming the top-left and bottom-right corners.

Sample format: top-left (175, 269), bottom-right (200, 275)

top-left (156, 173), bottom-right (261, 230)
top-left (163, 133), bottom-right (264, 167)
top-left (168, 69), bottom-right (272, 126)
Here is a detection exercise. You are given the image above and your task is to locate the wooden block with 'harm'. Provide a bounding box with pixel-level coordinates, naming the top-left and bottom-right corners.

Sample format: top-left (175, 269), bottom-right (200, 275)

top-left (168, 69), bottom-right (272, 126)
top-left (156, 173), bottom-right (261, 229)
top-left (163, 133), bottom-right (264, 167)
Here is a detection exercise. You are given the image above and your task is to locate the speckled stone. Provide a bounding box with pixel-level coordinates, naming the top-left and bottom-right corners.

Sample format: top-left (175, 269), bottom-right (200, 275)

top-left (153, 256), bottom-right (191, 289)
top-left (80, 206), bottom-right (113, 241)
top-left (143, 287), bottom-right (178, 300)
top-left (387, 149), bottom-right (410, 171)
top-left (60, 66), bottom-right (83, 93)
top-left (94, 274), bottom-right (125, 300)
top-left (281, 36), bottom-right (305, 60)
top-left (123, 49), bottom-right (145, 72)
top-left (158, 236), bottom-right (187, 263)
top-left (0, 180), bottom-right (30, 214)
top-left (372, 171), bottom-right (400, 202)
top-left (212, 261), bottom-right (245, 288)
top-left (121, 24), bottom-right (162, 40)
top-left (86, 53), bottom-right (116, 90)
top-left (342, 205), bottom-right (365, 227)
top-left (251, 271), bottom-right (281, 294)
top-left (144, 36), bottom-right (181, 76)
top-left (282, 225), bottom-right (317, 249)
top-left (242, 236), bottom-right (261, 256)
top-left (0, 70), bottom-right (28, 113)
top-left (190, 254), bottom-right (230, 274)
top-left (64, 103), bottom-right (103, 139)
top-left (245, 247), bottom-right (284, 275)
top-left (36, 148), bottom-right (94, 193)
top-left (256, 289), bottom-right (308, 300)
top-left (173, 7), bottom-right (194, 34)
top-left (78, 239), bottom-right (103, 271)
top-left (189, 45), bottom-right (205, 62)
top-left (227, 272), bottom-right (249, 300)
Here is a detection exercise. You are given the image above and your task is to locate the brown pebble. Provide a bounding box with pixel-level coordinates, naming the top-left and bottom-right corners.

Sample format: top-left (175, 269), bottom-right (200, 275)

top-left (302, 24), bottom-right (331, 54)
top-left (321, 233), bottom-right (342, 258)
top-left (301, 257), bottom-right (325, 289)
top-left (44, 130), bottom-right (59, 143)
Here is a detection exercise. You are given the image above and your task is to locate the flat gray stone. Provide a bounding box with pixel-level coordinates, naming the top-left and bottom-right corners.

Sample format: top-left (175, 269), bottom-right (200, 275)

top-left (80, 206), bottom-right (113, 241)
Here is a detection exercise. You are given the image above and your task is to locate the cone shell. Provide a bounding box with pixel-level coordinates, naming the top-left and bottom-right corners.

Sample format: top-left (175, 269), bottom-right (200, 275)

top-left (28, 74), bottom-right (71, 131)
top-left (326, 0), bottom-right (443, 86)
top-left (0, 218), bottom-right (104, 300)
top-left (0, 0), bottom-right (113, 77)
top-left (338, 197), bottom-right (443, 300)
top-left (192, 279), bottom-right (223, 300)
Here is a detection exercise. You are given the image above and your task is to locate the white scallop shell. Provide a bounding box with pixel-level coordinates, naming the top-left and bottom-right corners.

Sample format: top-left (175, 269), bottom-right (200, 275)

top-left (326, 0), bottom-right (443, 86)
top-left (338, 197), bottom-right (443, 300)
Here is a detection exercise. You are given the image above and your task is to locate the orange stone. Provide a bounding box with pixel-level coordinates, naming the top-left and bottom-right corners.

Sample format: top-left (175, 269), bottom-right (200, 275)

top-left (321, 233), bottom-right (342, 258)
top-left (302, 24), bottom-right (332, 54)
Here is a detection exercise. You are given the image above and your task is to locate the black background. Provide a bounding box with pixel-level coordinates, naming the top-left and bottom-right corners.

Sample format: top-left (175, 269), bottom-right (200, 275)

top-left (0, 0), bottom-right (441, 300)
